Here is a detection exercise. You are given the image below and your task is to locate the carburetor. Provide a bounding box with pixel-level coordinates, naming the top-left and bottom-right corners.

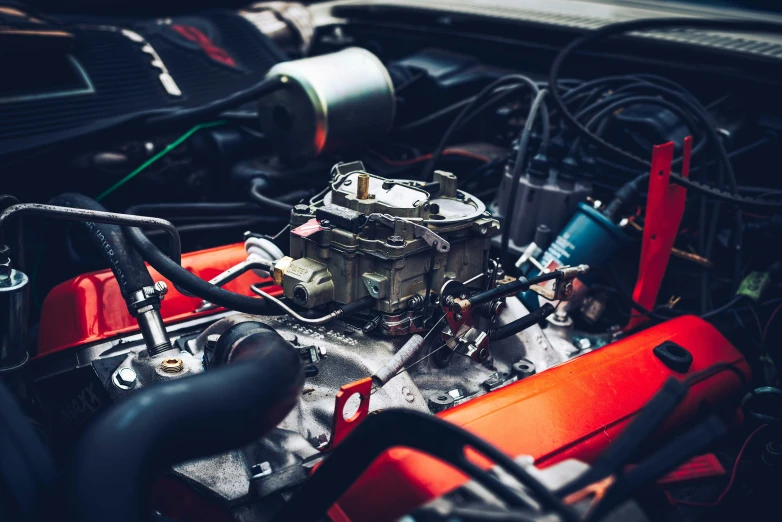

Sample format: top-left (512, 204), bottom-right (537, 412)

top-left (272, 162), bottom-right (499, 335)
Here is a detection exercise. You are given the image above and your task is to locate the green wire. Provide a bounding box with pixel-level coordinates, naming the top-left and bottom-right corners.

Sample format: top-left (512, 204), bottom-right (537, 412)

top-left (96, 120), bottom-right (227, 201)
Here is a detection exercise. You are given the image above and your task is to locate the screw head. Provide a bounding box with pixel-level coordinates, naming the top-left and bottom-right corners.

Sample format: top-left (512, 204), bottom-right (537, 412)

top-left (154, 281), bottom-right (168, 297)
top-left (560, 281), bottom-right (574, 299)
top-left (115, 367), bottom-right (137, 388)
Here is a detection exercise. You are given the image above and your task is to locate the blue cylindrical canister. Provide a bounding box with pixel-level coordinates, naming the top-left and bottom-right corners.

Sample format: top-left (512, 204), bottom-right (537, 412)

top-left (522, 202), bottom-right (630, 308)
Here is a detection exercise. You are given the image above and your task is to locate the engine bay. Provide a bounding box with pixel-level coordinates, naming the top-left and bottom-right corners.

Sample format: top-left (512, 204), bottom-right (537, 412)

top-left (2, 1), bottom-right (782, 522)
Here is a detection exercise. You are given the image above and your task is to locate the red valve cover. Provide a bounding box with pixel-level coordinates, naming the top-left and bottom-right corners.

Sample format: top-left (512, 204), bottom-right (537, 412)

top-left (36, 243), bottom-right (281, 358)
top-left (37, 246), bottom-right (750, 522)
top-left (333, 315), bottom-right (749, 522)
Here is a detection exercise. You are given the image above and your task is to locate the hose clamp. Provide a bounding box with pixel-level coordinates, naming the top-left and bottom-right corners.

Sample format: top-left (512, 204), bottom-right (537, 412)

top-left (126, 283), bottom-right (167, 317)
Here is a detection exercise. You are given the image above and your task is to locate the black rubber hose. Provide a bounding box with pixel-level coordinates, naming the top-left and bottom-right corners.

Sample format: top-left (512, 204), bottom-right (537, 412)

top-left (124, 225), bottom-right (280, 315)
top-left (49, 193), bottom-right (154, 301)
top-left (488, 303), bottom-right (555, 342)
top-left (70, 324), bottom-right (304, 522)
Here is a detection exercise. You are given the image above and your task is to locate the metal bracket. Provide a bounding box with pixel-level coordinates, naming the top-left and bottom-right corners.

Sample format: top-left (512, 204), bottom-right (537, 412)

top-left (446, 325), bottom-right (490, 362)
top-left (368, 213), bottom-right (450, 253)
top-left (329, 377), bottom-right (373, 448)
top-left (626, 137), bottom-right (691, 330)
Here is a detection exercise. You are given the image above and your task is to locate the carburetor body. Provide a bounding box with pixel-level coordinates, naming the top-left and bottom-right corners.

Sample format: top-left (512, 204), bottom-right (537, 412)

top-left (273, 162), bottom-right (499, 335)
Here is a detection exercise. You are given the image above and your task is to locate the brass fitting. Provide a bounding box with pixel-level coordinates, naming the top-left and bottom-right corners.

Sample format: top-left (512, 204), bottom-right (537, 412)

top-left (273, 256), bottom-right (294, 285)
top-left (160, 357), bottom-right (184, 374)
top-left (356, 173), bottom-right (370, 200)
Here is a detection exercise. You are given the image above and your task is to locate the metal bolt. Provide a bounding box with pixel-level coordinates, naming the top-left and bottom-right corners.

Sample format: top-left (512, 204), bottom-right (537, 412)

top-left (560, 281), bottom-right (574, 299)
top-left (205, 334), bottom-right (221, 349)
top-left (115, 367), bottom-right (137, 389)
top-left (454, 313), bottom-right (463, 322)
top-left (154, 281), bottom-right (168, 297)
top-left (387, 235), bottom-right (405, 247)
top-left (491, 300), bottom-right (505, 317)
top-left (294, 204), bottom-right (309, 213)
top-left (362, 315), bottom-right (381, 333)
top-left (315, 434), bottom-right (329, 448)
top-left (160, 357), bottom-right (184, 373)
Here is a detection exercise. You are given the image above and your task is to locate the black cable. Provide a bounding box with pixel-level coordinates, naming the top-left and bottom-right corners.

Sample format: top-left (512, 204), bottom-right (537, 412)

top-left (270, 409), bottom-right (579, 522)
top-left (395, 97), bottom-right (476, 133)
top-left (144, 76), bottom-right (287, 131)
top-left (2, 77), bottom-right (287, 158)
top-left (550, 20), bottom-right (782, 295)
top-left (249, 179), bottom-right (295, 214)
top-left (127, 202), bottom-right (266, 217)
top-left (701, 295), bottom-right (746, 319)
top-left (572, 94), bottom-right (704, 158)
top-left (549, 18), bottom-right (782, 170)
top-left (420, 74), bottom-right (549, 180)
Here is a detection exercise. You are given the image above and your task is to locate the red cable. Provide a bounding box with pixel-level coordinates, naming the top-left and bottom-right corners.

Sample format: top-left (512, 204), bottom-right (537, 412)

top-left (762, 302), bottom-right (782, 346)
top-left (668, 424), bottom-right (768, 508)
top-left (366, 148), bottom-right (490, 166)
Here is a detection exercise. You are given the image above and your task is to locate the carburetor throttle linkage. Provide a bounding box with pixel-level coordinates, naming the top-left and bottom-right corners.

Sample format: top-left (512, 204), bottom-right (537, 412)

top-left (440, 264), bottom-right (590, 362)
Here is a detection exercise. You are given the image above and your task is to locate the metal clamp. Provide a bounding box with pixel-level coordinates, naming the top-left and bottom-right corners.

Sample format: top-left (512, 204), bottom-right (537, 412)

top-left (125, 282), bottom-right (168, 316)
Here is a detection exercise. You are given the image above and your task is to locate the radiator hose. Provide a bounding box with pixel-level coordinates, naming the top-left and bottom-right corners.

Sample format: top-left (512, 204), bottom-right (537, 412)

top-left (70, 323), bottom-right (304, 522)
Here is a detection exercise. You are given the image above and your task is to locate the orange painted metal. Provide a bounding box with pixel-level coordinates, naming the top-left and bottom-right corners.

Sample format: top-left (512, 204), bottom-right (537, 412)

top-left (330, 378), bottom-right (373, 448)
top-left (334, 316), bottom-right (749, 522)
top-left (36, 243), bottom-right (281, 358)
